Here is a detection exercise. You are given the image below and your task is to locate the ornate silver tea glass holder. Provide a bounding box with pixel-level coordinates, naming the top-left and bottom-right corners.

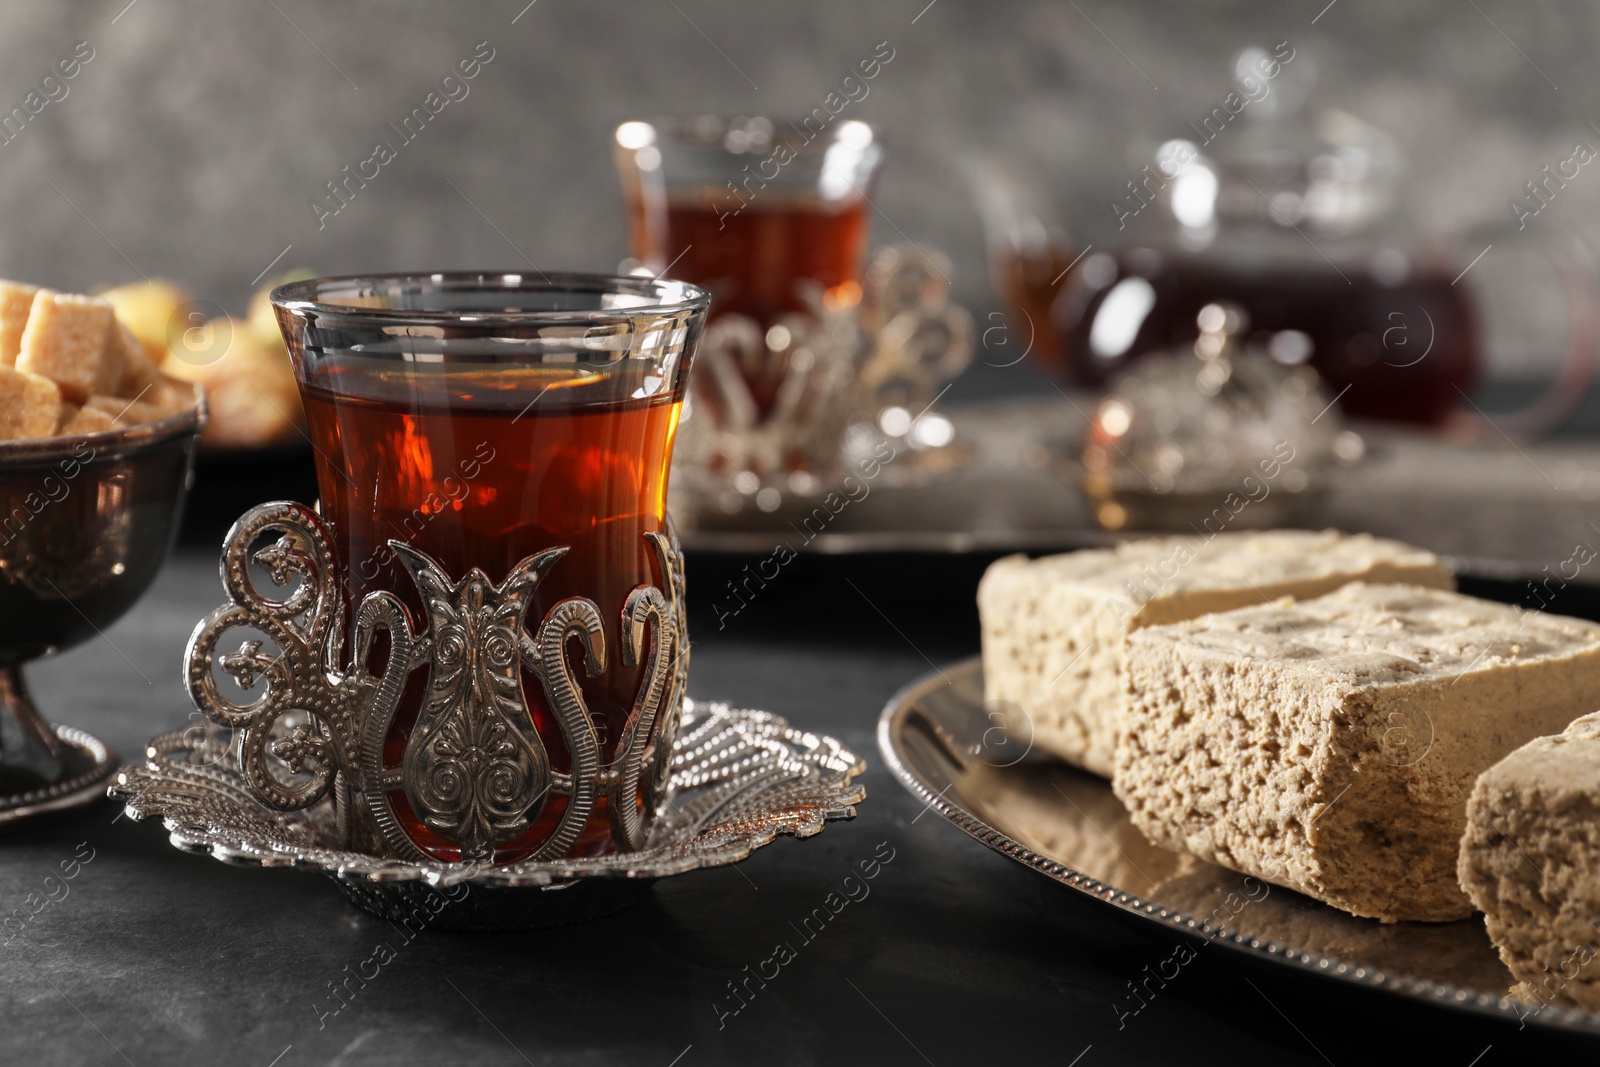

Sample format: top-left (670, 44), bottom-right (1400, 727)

top-left (110, 502), bottom-right (866, 928)
top-left (672, 244), bottom-right (973, 526)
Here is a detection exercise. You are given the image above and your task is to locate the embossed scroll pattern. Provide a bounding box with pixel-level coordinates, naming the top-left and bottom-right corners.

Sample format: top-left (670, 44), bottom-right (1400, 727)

top-left (185, 501), bottom-right (684, 864)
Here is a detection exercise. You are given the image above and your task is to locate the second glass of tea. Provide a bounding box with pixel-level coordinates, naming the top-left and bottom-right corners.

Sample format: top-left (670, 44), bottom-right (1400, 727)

top-left (272, 273), bottom-right (709, 863)
top-left (615, 115), bottom-right (882, 414)
top-left (615, 115), bottom-right (883, 321)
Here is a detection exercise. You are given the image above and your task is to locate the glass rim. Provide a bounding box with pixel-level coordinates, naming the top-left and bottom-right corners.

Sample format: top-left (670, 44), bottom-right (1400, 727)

top-left (615, 114), bottom-right (881, 153)
top-left (270, 271), bottom-right (713, 327)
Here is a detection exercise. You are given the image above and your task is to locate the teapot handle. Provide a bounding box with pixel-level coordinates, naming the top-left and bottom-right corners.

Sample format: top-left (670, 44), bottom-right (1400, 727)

top-left (1448, 224), bottom-right (1600, 442)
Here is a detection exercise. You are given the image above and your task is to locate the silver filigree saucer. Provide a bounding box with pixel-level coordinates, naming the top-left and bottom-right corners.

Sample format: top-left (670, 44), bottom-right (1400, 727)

top-left (110, 700), bottom-right (864, 928)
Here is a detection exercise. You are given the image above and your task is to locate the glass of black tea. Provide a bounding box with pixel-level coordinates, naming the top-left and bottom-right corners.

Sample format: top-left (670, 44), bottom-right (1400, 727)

top-left (271, 273), bottom-right (709, 863)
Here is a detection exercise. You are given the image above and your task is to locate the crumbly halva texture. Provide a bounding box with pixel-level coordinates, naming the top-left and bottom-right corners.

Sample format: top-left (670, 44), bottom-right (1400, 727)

top-left (977, 530), bottom-right (1455, 777)
top-left (1460, 712), bottom-right (1600, 1008)
top-left (1114, 582), bottom-right (1600, 922)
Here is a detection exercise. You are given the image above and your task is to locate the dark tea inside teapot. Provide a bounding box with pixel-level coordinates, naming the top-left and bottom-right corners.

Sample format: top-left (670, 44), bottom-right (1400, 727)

top-left (1058, 247), bottom-right (1479, 426)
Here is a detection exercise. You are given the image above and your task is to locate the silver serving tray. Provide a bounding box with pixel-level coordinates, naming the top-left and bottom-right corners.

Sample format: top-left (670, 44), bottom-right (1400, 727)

top-left (877, 657), bottom-right (1600, 1036)
top-left (679, 396), bottom-right (1600, 584)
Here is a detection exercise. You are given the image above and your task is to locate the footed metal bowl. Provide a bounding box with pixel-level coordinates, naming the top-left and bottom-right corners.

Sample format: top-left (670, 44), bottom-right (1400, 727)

top-left (0, 390), bottom-right (203, 812)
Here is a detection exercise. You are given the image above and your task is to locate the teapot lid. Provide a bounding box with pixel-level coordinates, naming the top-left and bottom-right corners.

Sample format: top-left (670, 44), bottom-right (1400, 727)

top-left (1156, 45), bottom-right (1403, 240)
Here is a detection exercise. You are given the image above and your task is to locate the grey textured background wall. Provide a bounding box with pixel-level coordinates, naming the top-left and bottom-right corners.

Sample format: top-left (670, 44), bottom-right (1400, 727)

top-left (1, 0), bottom-right (1597, 378)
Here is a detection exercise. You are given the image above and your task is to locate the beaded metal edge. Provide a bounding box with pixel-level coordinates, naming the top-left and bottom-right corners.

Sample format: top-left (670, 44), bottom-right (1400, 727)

top-left (876, 657), bottom-right (1600, 1037)
top-left (111, 700), bottom-right (864, 891)
top-left (0, 726), bottom-right (116, 824)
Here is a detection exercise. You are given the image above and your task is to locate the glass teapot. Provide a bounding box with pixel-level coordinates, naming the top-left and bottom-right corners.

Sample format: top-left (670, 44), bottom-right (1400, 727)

top-left (1050, 44), bottom-right (1599, 435)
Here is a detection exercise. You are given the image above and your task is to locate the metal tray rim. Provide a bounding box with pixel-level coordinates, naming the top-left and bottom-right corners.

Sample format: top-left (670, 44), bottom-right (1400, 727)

top-left (875, 656), bottom-right (1600, 1037)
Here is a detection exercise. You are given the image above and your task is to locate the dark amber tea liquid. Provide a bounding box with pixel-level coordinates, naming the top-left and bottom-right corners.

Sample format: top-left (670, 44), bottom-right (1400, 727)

top-left (650, 194), bottom-right (869, 323)
top-left (302, 367), bottom-right (681, 861)
top-left (629, 189), bottom-right (870, 413)
top-left (996, 239), bottom-right (1080, 376)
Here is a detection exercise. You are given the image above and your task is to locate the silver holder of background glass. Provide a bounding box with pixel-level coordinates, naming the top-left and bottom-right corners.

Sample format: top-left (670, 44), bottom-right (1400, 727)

top-left (672, 243), bottom-right (973, 525)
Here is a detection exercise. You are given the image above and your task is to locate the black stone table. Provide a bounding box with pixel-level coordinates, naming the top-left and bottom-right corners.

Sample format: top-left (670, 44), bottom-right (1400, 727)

top-left (3, 547), bottom-right (1596, 1065)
